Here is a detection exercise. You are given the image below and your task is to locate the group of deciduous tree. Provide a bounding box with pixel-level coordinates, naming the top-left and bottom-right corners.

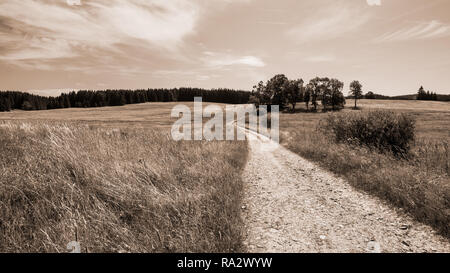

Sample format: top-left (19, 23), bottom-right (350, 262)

top-left (0, 88), bottom-right (250, 112)
top-left (251, 75), bottom-right (351, 112)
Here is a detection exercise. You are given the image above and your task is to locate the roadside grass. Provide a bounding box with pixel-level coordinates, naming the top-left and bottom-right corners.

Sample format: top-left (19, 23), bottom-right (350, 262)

top-left (280, 100), bottom-right (450, 237)
top-left (0, 121), bottom-right (248, 252)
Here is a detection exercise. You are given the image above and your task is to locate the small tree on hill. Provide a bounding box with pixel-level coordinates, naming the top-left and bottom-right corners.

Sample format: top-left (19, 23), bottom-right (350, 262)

top-left (417, 86), bottom-right (426, 100)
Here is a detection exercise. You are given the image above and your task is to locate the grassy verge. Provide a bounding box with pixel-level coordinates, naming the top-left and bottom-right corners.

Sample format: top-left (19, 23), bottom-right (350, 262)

top-left (280, 109), bottom-right (450, 237)
top-left (0, 121), bottom-right (248, 253)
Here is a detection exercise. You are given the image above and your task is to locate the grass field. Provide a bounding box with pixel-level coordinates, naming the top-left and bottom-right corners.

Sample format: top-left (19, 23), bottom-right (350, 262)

top-left (0, 102), bottom-right (230, 129)
top-left (356, 99), bottom-right (450, 139)
top-left (0, 103), bottom-right (248, 253)
top-left (280, 99), bottom-right (450, 237)
top-left (1, 99), bottom-right (449, 251)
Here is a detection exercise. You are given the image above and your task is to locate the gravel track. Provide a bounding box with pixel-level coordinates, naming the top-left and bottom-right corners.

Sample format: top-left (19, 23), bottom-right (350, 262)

top-left (240, 128), bottom-right (450, 253)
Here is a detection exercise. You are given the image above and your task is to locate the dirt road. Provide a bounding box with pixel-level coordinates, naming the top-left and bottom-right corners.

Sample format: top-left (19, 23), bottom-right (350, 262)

top-left (240, 128), bottom-right (450, 253)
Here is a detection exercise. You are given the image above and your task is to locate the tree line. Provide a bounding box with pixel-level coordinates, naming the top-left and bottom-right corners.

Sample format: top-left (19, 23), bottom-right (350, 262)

top-left (417, 86), bottom-right (438, 101)
top-left (364, 91), bottom-right (391, 100)
top-left (2, 81), bottom-right (445, 113)
top-left (364, 86), bottom-right (447, 101)
top-left (0, 88), bottom-right (251, 112)
top-left (251, 75), bottom-right (357, 111)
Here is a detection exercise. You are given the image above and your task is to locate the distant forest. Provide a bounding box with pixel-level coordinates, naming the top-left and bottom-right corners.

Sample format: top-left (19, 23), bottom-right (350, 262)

top-left (0, 88), bottom-right (250, 112)
top-left (363, 86), bottom-right (450, 102)
top-left (1, 85), bottom-right (448, 112)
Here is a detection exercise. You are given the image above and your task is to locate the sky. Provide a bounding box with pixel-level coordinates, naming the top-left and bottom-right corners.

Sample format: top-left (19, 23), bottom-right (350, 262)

top-left (0, 0), bottom-right (449, 96)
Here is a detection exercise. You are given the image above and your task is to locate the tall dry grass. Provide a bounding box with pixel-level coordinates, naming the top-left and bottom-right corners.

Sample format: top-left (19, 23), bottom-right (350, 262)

top-left (280, 111), bottom-right (450, 237)
top-left (0, 121), bottom-right (248, 253)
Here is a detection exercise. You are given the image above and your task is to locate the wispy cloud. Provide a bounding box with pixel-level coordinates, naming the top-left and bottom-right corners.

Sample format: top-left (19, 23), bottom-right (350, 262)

top-left (286, 4), bottom-right (370, 43)
top-left (0, 0), bottom-right (200, 69)
top-left (203, 52), bottom-right (265, 68)
top-left (366, 0), bottom-right (381, 6)
top-left (66, 0), bottom-right (82, 6)
top-left (375, 20), bottom-right (450, 42)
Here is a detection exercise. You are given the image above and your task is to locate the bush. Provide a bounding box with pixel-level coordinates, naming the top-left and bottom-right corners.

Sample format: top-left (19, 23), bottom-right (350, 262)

top-left (320, 110), bottom-right (415, 155)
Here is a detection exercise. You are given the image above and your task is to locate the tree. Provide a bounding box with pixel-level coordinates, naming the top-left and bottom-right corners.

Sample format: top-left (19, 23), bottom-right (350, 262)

top-left (417, 87), bottom-right (438, 101)
top-left (417, 86), bottom-right (426, 100)
top-left (318, 78), bottom-right (345, 111)
top-left (321, 79), bottom-right (333, 111)
top-left (265, 74), bottom-right (289, 108)
top-left (21, 101), bottom-right (33, 111)
top-left (252, 81), bottom-right (267, 106)
top-left (304, 84), bottom-right (312, 110)
top-left (349, 80), bottom-right (363, 109)
top-left (308, 77), bottom-right (324, 111)
top-left (307, 77), bottom-right (339, 111)
top-left (283, 79), bottom-right (304, 112)
top-left (330, 79), bottom-right (345, 110)
top-left (251, 75), bottom-right (290, 110)
top-left (0, 96), bottom-right (11, 112)
top-left (365, 91), bottom-right (375, 99)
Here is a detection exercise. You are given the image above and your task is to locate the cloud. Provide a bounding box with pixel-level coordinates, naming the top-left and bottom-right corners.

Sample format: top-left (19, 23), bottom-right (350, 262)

top-left (232, 56), bottom-right (266, 67)
top-left (375, 20), bottom-right (450, 42)
top-left (67, 0), bottom-right (82, 6)
top-left (0, 0), bottom-right (257, 73)
top-left (0, 0), bottom-right (200, 69)
top-left (286, 4), bottom-right (370, 43)
top-left (203, 52), bottom-right (265, 68)
top-left (366, 0), bottom-right (381, 6)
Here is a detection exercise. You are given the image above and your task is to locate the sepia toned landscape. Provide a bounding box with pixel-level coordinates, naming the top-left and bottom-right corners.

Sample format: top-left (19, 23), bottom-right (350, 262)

top-left (1, 98), bottom-right (449, 253)
top-left (1, 0), bottom-right (449, 255)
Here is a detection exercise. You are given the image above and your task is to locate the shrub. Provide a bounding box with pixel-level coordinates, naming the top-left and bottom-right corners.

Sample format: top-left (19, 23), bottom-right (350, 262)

top-left (319, 110), bottom-right (415, 155)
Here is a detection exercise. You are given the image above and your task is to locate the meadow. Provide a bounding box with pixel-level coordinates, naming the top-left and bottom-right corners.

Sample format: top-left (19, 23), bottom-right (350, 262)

top-left (0, 102), bottom-right (219, 129)
top-left (0, 103), bottom-right (248, 253)
top-left (1, 98), bottom-right (449, 252)
top-left (280, 99), bottom-right (450, 236)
